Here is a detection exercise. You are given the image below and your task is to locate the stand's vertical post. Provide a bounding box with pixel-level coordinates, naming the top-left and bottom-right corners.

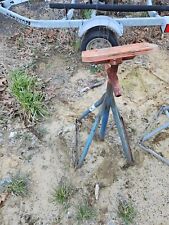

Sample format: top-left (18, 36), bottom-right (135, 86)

top-left (99, 98), bottom-right (110, 141)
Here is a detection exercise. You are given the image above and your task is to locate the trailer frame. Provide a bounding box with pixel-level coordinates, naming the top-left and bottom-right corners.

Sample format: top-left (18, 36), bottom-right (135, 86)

top-left (1, 0), bottom-right (169, 49)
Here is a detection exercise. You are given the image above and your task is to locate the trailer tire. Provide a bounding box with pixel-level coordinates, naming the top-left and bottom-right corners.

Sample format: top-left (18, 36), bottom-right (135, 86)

top-left (80, 27), bottom-right (119, 51)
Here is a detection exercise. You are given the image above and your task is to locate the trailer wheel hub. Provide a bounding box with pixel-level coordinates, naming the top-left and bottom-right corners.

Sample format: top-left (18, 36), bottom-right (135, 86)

top-left (86, 37), bottom-right (112, 50)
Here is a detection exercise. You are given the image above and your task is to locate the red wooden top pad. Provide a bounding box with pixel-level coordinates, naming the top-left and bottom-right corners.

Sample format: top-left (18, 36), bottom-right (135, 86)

top-left (82, 43), bottom-right (157, 64)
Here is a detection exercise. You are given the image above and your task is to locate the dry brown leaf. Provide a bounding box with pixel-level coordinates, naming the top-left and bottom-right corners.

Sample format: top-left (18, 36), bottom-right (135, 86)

top-left (0, 192), bottom-right (9, 208)
top-left (24, 28), bottom-right (33, 36)
top-left (0, 77), bottom-right (7, 92)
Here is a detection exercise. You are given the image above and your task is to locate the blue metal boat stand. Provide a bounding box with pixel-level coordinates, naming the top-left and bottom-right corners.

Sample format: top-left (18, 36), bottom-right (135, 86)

top-left (74, 42), bottom-right (156, 168)
top-left (139, 105), bottom-right (169, 166)
top-left (75, 63), bottom-right (134, 168)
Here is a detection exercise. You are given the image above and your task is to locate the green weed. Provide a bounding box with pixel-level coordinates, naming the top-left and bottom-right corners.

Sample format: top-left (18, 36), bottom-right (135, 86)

top-left (52, 181), bottom-right (74, 205)
top-left (90, 64), bottom-right (103, 74)
top-left (16, 35), bottom-right (24, 49)
top-left (118, 199), bottom-right (136, 225)
top-left (76, 202), bottom-right (96, 221)
top-left (7, 175), bottom-right (28, 197)
top-left (82, 9), bottom-right (92, 19)
top-left (10, 70), bottom-right (47, 121)
top-left (72, 39), bottom-right (81, 52)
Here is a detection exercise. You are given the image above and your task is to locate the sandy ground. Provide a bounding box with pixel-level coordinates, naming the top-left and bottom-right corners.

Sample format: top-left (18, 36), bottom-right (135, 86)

top-left (1, 2), bottom-right (169, 225)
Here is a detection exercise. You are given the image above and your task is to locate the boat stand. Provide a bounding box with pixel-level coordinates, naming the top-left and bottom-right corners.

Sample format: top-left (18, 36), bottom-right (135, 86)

top-left (139, 105), bottom-right (169, 166)
top-left (75, 42), bottom-right (156, 168)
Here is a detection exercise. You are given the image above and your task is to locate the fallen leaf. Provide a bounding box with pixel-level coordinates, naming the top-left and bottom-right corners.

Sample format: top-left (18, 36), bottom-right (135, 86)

top-left (0, 77), bottom-right (7, 92)
top-left (0, 192), bottom-right (9, 208)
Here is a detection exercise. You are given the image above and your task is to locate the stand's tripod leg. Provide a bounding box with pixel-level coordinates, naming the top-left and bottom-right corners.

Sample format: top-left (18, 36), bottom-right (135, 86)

top-left (77, 113), bottom-right (102, 168)
top-left (99, 96), bottom-right (110, 141)
top-left (108, 84), bottom-right (133, 164)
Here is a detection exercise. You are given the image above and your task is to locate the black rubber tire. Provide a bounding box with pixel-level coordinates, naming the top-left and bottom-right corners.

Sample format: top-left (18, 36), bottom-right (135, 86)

top-left (80, 27), bottom-right (119, 51)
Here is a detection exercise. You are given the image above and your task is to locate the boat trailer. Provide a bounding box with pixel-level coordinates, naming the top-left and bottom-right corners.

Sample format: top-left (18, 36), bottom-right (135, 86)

top-left (1, 0), bottom-right (169, 50)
